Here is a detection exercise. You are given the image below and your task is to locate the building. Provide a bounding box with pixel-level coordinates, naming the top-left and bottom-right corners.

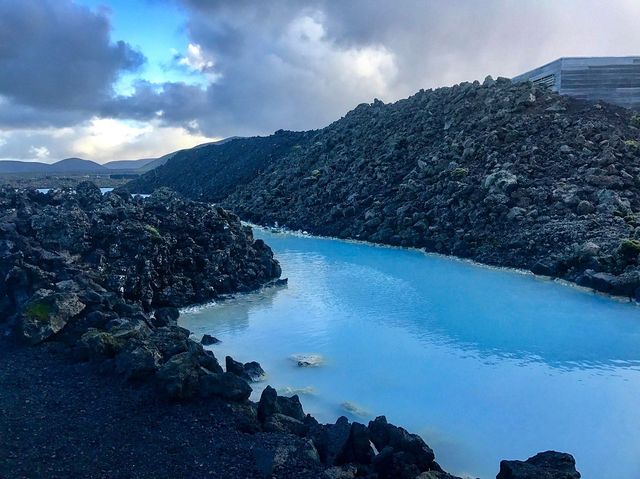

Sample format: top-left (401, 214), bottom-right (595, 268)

top-left (512, 56), bottom-right (640, 111)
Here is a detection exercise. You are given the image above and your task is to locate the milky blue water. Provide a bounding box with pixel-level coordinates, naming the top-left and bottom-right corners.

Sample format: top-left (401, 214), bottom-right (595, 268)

top-left (180, 229), bottom-right (640, 479)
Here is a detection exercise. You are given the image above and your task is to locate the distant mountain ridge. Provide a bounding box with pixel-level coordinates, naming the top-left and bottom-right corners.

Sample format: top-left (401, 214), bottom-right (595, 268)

top-left (0, 158), bottom-right (108, 174)
top-left (0, 137), bottom-right (241, 175)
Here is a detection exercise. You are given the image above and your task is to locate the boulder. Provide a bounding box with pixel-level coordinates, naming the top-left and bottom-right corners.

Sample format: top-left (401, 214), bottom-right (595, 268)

top-left (311, 416), bottom-right (352, 466)
top-left (576, 200), bottom-right (595, 215)
top-left (416, 471), bottom-right (463, 479)
top-left (201, 334), bottom-right (220, 345)
top-left (322, 465), bottom-right (357, 479)
top-left (368, 416), bottom-right (435, 471)
top-left (76, 181), bottom-right (103, 206)
top-left (497, 451), bottom-right (581, 479)
top-left (226, 355), bottom-right (266, 382)
top-left (198, 371), bottom-right (252, 402)
top-left (263, 413), bottom-right (307, 435)
top-left (149, 326), bottom-right (191, 359)
top-left (75, 329), bottom-right (120, 361)
top-left (152, 307), bottom-right (180, 327)
top-left (257, 385), bottom-right (306, 422)
top-left (336, 422), bottom-right (375, 465)
top-left (372, 446), bottom-right (421, 479)
top-left (18, 289), bottom-right (85, 344)
top-left (155, 351), bottom-right (202, 400)
top-left (115, 344), bottom-right (162, 380)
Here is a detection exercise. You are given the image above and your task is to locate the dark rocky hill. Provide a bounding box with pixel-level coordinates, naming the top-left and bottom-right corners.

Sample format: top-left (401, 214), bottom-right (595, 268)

top-left (128, 131), bottom-right (308, 201)
top-left (127, 78), bottom-right (640, 300)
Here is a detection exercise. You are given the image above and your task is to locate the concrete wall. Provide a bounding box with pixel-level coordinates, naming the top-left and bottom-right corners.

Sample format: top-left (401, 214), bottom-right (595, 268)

top-left (513, 57), bottom-right (640, 111)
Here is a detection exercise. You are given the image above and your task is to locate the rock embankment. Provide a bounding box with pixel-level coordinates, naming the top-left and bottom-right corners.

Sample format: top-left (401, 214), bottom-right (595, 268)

top-left (0, 182), bottom-right (280, 399)
top-left (128, 78), bottom-right (640, 301)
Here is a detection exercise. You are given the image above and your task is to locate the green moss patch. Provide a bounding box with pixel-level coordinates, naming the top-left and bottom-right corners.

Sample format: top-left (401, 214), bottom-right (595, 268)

top-left (25, 301), bottom-right (53, 323)
top-left (144, 225), bottom-right (161, 238)
top-left (619, 238), bottom-right (640, 258)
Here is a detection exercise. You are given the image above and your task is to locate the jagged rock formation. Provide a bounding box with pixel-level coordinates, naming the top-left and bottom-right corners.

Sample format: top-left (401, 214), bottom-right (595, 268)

top-left (0, 182), bottom-right (280, 398)
top-left (128, 78), bottom-right (640, 300)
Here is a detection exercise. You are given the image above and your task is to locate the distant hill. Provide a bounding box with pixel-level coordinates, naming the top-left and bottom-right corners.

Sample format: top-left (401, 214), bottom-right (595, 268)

top-left (51, 158), bottom-right (108, 173)
top-left (0, 137), bottom-right (240, 176)
top-left (0, 161), bottom-right (49, 174)
top-left (0, 157), bottom-right (106, 175)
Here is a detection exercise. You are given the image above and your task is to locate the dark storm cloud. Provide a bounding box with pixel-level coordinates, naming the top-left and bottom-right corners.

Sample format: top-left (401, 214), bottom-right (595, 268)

top-left (143, 0), bottom-right (640, 137)
top-left (0, 0), bottom-right (144, 127)
top-left (102, 81), bottom-right (209, 128)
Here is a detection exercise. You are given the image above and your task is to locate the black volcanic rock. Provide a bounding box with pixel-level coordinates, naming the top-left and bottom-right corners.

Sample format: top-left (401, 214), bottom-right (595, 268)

top-left (128, 79), bottom-right (640, 300)
top-left (0, 182), bottom-right (280, 401)
top-left (497, 451), bottom-right (581, 479)
top-left (226, 355), bottom-right (266, 382)
top-left (201, 333), bottom-right (220, 345)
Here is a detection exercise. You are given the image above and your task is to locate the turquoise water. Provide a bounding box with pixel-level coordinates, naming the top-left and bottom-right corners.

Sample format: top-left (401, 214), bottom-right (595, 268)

top-left (180, 229), bottom-right (640, 479)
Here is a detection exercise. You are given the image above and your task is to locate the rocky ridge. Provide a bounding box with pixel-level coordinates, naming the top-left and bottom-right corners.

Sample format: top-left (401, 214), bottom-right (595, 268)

top-left (0, 182), bottom-right (280, 396)
top-left (128, 77), bottom-right (640, 300)
top-left (0, 182), bottom-right (581, 478)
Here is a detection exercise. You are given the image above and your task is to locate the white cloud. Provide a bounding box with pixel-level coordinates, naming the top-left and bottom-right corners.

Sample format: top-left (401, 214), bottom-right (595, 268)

top-left (282, 14), bottom-right (398, 96)
top-left (0, 118), bottom-right (218, 162)
top-left (177, 43), bottom-right (221, 83)
top-left (71, 118), bottom-right (217, 161)
top-left (28, 146), bottom-right (50, 160)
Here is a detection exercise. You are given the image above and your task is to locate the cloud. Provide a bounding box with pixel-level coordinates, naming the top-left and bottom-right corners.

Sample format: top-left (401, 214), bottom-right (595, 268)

top-left (175, 43), bottom-right (221, 82)
top-left (101, 80), bottom-right (210, 131)
top-left (0, 0), bottom-right (144, 126)
top-left (2, 0), bottom-right (640, 160)
top-left (28, 146), bottom-right (50, 160)
top-left (128, 0), bottom-right (640, 138)
top-left (0, 118), bottom-right (216, 162)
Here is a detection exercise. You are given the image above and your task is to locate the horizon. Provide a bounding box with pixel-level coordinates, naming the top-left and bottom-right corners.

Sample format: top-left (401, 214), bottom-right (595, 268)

top-left (1, 0), bottom-right (639, 164)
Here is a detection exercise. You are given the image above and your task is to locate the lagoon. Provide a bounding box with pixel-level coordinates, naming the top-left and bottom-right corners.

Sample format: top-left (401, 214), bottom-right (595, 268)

top-left (181, 229), bottom-right (640, 478)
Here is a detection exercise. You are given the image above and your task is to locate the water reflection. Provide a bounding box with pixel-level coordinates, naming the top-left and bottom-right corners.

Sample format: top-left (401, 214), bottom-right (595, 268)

top-left (182, 283), bottom-right (285, 337)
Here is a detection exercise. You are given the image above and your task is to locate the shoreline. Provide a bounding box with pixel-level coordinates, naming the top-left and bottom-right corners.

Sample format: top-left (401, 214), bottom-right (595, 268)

top-left (246, 222), bottom-right (640, 306)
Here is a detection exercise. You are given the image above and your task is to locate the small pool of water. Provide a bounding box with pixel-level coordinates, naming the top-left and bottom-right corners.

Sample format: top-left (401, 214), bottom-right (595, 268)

top-left (181, 229), bottom-right (640, 479)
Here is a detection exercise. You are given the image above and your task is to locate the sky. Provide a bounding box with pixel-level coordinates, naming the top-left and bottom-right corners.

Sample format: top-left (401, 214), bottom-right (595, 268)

top-left (0, 0), bottom-right (639, 163)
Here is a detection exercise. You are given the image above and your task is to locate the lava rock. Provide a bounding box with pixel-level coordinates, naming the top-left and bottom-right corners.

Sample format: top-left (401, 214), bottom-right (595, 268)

top-left (18, 290), bottom-right (85, 345)
top-left (497, 451), bottom-right (581, 479)
top-left (368, 416), bottom-right (435, 471)
top-left (226, 355), bottom-right (266, 382)
top-left (198, 371), bottom-right (252, 402)
top-left (115, 344), bottom-right (162, 380)
top-left (152, 307), bottom-right (180, 327)
top-left (201, 334), bottom-right (220, 345)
